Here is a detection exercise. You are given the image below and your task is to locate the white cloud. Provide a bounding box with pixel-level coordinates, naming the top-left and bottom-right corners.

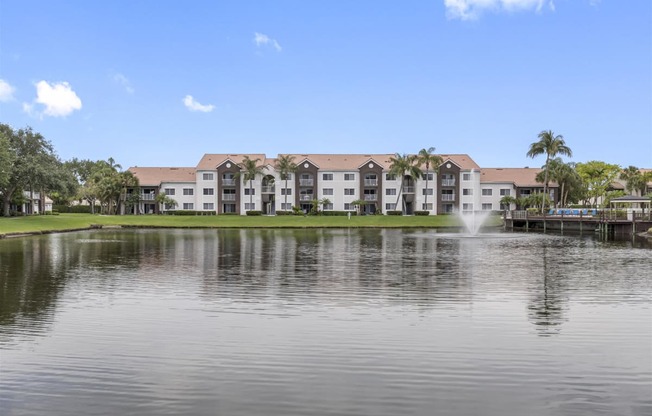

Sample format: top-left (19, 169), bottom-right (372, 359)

top-left (444, 0), bottom-right (555, 20)
top-left (112, 72), bottom-right (134, 94)
top-left (254, 32), bottom-right (282, 52)
top-left (23, 81), bottom-right (82, 118)
top-left (0, 79), bottom-right (15, 102)
top-left (183, 95), bottom-right (215, 113)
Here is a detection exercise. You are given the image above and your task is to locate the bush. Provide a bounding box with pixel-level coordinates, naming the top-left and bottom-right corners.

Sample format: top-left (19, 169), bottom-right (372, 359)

top-left (387, 210), bottom-right (402, 216)
top-left (275, 210), bottom-right (292, 216)
top-left (322, 211), bottom-right (351, 216)
top-left (171, 210), bottom-right (216, 216)
top-left (414, 211), bottom-right (430, 216)
top-left (246, 210), bottom-right (262, 216)
top-left (54, 204), bottom-right (93, 214)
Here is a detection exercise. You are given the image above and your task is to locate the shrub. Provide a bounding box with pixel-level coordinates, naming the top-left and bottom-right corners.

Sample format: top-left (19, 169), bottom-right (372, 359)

top-left (414, 211), bottom-right (430, 216)
top-left (387, 210), bottom-right (402, 216)
top-left (54, 204), bottom-right (93, 214)
top-left (275, 210), bottom-right (291, 216)
top-left (246, 210), bottom-right (262, 216)
top-left (322, 211), bottom-right (350, 216)
top-left (171, 210), bottom-right (216, 216)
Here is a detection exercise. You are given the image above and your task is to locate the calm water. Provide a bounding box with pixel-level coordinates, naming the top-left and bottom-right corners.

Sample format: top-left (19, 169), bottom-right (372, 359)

top-left (0, 229), bottom-right (650, 416)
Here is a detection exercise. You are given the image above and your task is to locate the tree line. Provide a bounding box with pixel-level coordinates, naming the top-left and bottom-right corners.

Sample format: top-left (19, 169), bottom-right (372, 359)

top-left (0, 123), bottom-right (139, 216)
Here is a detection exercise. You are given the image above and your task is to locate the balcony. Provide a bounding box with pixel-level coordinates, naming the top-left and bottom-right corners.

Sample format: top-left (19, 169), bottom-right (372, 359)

top-left (364, 194), bottom-right (377, 201)
top-left (140, 194), bottom-right (155, 201)
top-left (299, 195), bottom-right (313, 201)
top-left (364, 179), bottom-right (378, 186)
top-left (403, 186), bottom-right (415, 194)
top-left (299, 179), bottom-right (314, 187)
top-left (222, 194), bottom-right (236, 201)
top-left (441, 194), bottom-right (456, 201)
top-left (442, 179), bottom-right (455, 187)
top-left (261, 186), bottom-right (275, 193)
top-left (222, 179), bottom-right (236, 186)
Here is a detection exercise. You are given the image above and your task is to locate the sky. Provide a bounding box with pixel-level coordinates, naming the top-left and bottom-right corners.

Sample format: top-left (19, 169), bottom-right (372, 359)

top-left (0, 0), bottom-right (650, 170)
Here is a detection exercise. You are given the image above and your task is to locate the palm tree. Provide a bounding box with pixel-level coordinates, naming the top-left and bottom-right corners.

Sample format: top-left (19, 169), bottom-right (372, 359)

top-left (388, 153), bottom-right (422, 214)
top-left (416, 147), bottom-right (443, 212)
top-left (351, 199), bottom-right (365, 215)
top-left (237, 156), bottom-right (265, 211)
top-left (275, 154), bottom-right (297, 212)
top-left (527, 130), bottom-right (572, 213)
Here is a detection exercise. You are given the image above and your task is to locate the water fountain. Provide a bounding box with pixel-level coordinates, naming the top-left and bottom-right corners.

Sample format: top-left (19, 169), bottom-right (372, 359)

top-left (458, 210), bottom-right (491, 236)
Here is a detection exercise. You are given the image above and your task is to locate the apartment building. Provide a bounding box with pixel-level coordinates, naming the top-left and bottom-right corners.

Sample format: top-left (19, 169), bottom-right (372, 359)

top-left (128, 153), bottom-right (552, 215)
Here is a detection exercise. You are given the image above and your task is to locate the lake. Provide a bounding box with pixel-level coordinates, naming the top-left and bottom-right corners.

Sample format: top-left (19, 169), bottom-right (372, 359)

top-left (0, 229), bottom-right (650, 416)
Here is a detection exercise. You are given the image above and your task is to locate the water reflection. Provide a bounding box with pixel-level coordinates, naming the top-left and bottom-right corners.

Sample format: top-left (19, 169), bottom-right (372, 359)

top-left (1, 230), bottom-right (651, 416)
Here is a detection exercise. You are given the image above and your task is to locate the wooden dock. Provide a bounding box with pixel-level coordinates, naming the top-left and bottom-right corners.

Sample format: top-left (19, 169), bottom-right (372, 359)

top-left (504, 210), bottom-right (652, 237)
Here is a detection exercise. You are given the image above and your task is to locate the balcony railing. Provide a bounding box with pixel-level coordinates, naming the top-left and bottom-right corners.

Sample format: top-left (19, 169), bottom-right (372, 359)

top-left (299, 195), bottom-right (313, 201)
top-left (364, 179), bottom-right (378, 186)
top-left (299, 179), bottom-right (314, 186)
top-left (222, 179), bottom-right (236, 186)
top-left (442, 179), bottom-right (455, 187)
top-left (364, 194), bottom-right (377, 201)
top-left (222, 194), bottom-right (236, 201)
top-left (140, 194), bottom-right (155, 200)
top-left (441, 194), bottom-right (456, 201)
top-left (403, 186), bottom-right (415, 194)
top-left (261, 186), bottom-right (275, 193)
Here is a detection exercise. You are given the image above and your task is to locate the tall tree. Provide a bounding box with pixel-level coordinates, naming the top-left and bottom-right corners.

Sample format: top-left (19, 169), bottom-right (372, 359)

top-left (416, 147), bottom-right (443, 212)
top-left (526, 130), bottom-right (572, 212)
top-left (0, 125), bottom-right (58, 217)
top-left (237, 156), bottom-right (264, 211)
top-left (619, 166), bottom-right (649, 196)
top-left (388, 153), bottom-right (421, 214)
top-left (274, 154), bottom-right (298, 212)
top-left (535, 158), bottom-right (581, 208)
top-left (575, 161), bottom-right (621, 207)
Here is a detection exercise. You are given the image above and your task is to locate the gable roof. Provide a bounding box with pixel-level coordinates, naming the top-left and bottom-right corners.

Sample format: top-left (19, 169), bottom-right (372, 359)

top-left (439, 154), bottom-right (480, 171)
top-left (196, 154), bottom-right (268, 170)
top-left (128, 167), bottom-right (196, 186)
top-left (481, 168), bottom-right (554, 187)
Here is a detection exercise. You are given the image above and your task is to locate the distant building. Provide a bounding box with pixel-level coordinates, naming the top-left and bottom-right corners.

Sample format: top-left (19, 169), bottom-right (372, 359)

top-left (128, 153), bottom-right (556, 215)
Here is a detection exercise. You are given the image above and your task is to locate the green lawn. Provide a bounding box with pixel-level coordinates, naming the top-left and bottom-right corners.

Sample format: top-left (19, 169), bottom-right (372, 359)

top-left (0, 213), bottom-right (503, 236)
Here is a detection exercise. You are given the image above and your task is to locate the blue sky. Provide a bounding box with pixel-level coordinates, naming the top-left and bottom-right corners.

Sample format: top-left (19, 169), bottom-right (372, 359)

top-left (0, 0), bottom-right (650, 169)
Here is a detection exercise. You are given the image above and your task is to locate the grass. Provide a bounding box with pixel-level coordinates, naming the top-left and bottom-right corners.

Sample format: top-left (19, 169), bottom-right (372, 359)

top-left (0, 213), bottom-right (504, 236)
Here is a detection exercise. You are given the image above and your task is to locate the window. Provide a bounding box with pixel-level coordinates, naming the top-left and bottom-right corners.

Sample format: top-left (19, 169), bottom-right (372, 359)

top-left (281, 188), bottom-right (292, 195)
top-left (323, 188), bottom-right (333, 195)
top-left (500, 189), bottom-right (511, 196)
top-left (183, 188), bottom-right (194, 196)
top-left (283, 173), bottom-right (293, 180)
top-left (463, 188), bottom-right (473, 196)
top-left (322, 173), bottom-right (333, 181)
top-left (344, 203), bottom-right (354, 210)
top-left (344, 173), bottom-right (355, 181)
top-left (203, 203), bottom-right (214, 210)
top-left (164, 203), bottom-right (175, 210)
top-left (462, 173), bottom-right (471, 181)
top-left (422, 189), bottom-right (433, 195)
top-left (482, 189), bottom-right (492, 196)
top-left (203, 188), bottom-right (214, 195)
top-left (323, 203), bottom-right (333, 210)
top-left (422, 203), bottom-right (433, 210)
top-left (422, 173), bottom-right (433, 180)
top-left (482, 203), bottom-right (493, 210)
top-left (164, 188), bottom-right (175, 195)
top-left (386, 174), bottom-right (397, 181)
top-left (203, 173), bottom-right (214, 181)
top-left (244, 188), bottom-right (255, 195)
top-left (344, 188), bottom-right (355, 195)
top-left (245, 203), bottom-right (255, 210)
top-left (463, 203), bottom-right (473, 211)
top-left (281, 203), bottom-right (292, 210)
top-left (386, 188), bottom-right (397, 195)
top-left (386, 203), bottom-right (396, 210)
top-left (183, 203), bottom-right (194, 210)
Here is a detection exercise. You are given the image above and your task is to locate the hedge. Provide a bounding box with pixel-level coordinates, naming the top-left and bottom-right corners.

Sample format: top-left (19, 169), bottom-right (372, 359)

top-left (53, 204), bottom-right (93, 214)
top-left (245, 210), bottom-right (262, 216)
top-left (170, 210), bottom-right (216, 216)
top-left (387, 210), bottom-right (402, 216)
top-left (414, 211), bottom-right (430, 216)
